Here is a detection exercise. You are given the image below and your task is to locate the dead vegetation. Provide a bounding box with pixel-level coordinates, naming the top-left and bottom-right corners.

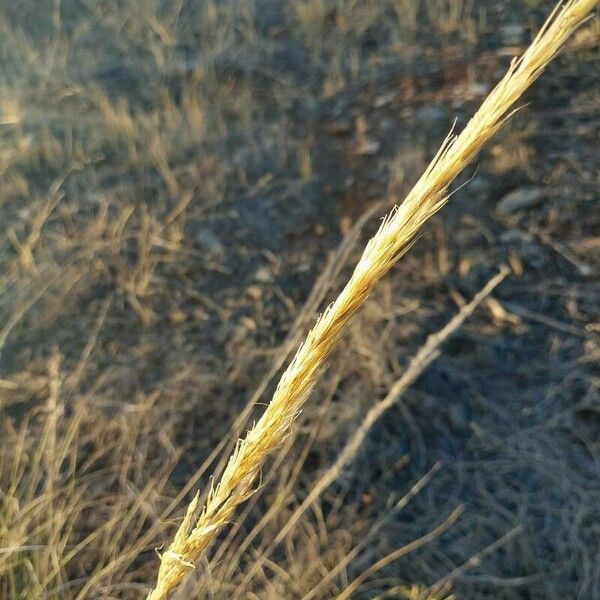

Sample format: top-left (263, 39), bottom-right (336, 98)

top-left (1, 1), bottom-right (599, 599)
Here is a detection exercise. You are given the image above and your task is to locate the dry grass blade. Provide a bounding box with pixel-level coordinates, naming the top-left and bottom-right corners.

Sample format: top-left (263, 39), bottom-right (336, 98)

top-left (338, 504), bottom-right (466, 600)
top-left (146, 2), bottom-right (599, 598)
top-left (417, 525), bottom-right (524, 600)
top-left (235, 267), bottom-right (509, 596)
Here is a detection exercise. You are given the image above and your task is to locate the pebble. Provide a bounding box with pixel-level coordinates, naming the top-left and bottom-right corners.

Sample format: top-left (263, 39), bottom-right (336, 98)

top-left (169, 309), bottom-right (186, 324)
top-left (374, 91), bottom-right (397, 108)
top-left (246, 285), bottom-right (262, 301)
top-left (500, 229), bottom-right (532, 243)
top-left (496, 187), bottom-right (544, 216)
top-left (501, 23), bottom-right (526, 45)
top-left (254, 265), bottom-right (273, 283)
top-left (415, 105), bottom-right (447, 126)
top-left (240, 316), bottom-right (257, 331)
top-left (354, 138), bottom-right (381, 155)
top-left (339, 215), bottom-right (352, 235)
top-left (195, 228), bottom-right (224, 255)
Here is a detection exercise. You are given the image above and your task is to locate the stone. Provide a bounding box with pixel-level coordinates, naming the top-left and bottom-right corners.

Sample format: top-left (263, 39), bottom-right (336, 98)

top-left (354, 138), bottom-right (380, 156)
top-left (415, 105), bottom-right (447, 126)
top-left (195, 227), bottom-right (224, 255)
top-left (245, 285), bottom-right (262, 301)
top-left (496, 187), bottom-right (544, 216)
top-left (254, 265), bottom-right (273, 283)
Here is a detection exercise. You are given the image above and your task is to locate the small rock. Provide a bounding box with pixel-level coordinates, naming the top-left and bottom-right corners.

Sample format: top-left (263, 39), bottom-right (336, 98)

top-left (496, 187), bottom-right (544, 216)
top-left (354, 138), bottom-right (380, 156)
top-left (254, 265), bottom-right (273, 283)
top-left (339, 215), bottom-right (352, 235)
top-left (296, 260), bottom-right (311, 273)
top-left (500, 229), bottom-right (532, 243)
top-left (360, 492), bottom-right (374, 506)
top-left (245, 285), bottom-right (262, 301)
top-left (468, 82), bottom-right (490, 97)
top-left (325, 120), bottom-right (352, 136)
top-left (240, 316), bottom-right (257, 331)
top-left (415, 105), bottom-right (447, 126)
top-left (195, 228), bottom-right (224, 255)
top-left (169, 309), bottom-right (186, 324)
top-left (501, 23), bottom-right (525, 46)
top-left (374, 92), bottom-right (397, 108)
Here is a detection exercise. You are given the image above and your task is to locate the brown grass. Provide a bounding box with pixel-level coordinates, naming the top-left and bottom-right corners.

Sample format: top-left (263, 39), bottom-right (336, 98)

top-left (146, 2), bottom-right (599, 598)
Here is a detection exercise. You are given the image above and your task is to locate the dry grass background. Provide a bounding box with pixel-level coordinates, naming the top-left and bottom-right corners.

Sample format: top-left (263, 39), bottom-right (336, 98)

top-left (1, 1), bottom-right (599, 599)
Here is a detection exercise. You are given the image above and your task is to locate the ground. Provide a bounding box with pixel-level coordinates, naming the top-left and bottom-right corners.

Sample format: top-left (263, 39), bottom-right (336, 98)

top-left (0, 1), bottom-right (599, 599)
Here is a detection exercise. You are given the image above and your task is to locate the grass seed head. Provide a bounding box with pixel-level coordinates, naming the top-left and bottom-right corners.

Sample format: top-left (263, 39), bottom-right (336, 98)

top-left (146, 2), bottom-right (599, 598)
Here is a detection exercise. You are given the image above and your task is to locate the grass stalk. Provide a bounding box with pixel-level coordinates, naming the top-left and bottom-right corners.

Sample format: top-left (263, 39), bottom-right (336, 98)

top-left (235, 267), bottom-right (509, 596)
top-left (146, 2), bottom-right (599, 598)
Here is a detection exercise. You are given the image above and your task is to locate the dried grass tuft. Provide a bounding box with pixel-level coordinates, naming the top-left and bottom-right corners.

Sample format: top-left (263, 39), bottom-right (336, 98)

top-left (146, 1), bottom-right (599, 598)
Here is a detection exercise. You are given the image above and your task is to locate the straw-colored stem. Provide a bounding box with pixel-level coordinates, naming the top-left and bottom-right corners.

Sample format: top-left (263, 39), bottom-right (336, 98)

top-left (234, 267), bottom-right (509, 597)
top-left (147, 2), bottom-right (598, 598)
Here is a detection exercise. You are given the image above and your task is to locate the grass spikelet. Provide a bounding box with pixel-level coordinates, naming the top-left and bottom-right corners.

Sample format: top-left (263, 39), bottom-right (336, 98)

top-left (146, 1), bottom-right (599, 598)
